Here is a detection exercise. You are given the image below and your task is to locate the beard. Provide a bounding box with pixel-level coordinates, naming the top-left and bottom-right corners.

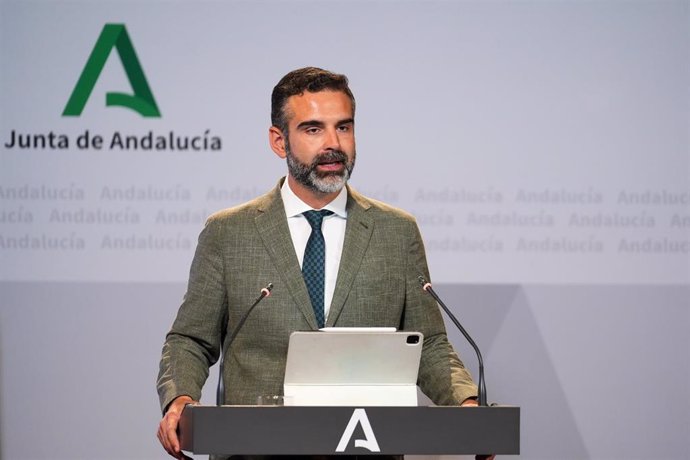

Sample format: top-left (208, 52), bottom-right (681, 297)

top-left (285, 142), bottom-right (356, 194)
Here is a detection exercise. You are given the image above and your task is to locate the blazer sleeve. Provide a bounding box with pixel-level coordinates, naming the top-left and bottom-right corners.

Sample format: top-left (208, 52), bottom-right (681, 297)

top-left (156, 215), bottom-right (228, 413)
top-left (402, 219), bottom-right (479, 405)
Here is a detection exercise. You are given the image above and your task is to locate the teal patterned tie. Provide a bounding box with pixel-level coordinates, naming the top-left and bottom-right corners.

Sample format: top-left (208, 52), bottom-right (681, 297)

top-left (302, 209), bottom-right (334, 328)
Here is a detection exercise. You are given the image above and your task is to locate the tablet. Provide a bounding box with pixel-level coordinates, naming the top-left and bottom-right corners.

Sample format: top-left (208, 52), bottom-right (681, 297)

top-left (283, 329), bottom-right (423, 406)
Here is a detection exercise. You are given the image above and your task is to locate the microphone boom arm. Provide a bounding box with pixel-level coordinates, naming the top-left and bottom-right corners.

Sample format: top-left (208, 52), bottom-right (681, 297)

top-left (418, 276), bottom-right (487, 406)
top-left (216, 282), bottom-right (273, 405)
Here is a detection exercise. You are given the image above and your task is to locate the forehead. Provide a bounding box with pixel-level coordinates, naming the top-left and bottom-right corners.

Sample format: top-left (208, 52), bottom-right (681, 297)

top-left (285, 90), bottom-right (353, 125)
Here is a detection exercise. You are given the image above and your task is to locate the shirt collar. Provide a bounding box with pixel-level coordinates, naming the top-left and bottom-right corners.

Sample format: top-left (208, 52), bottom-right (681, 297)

top-left (281, 176), bottom-right (348, 218)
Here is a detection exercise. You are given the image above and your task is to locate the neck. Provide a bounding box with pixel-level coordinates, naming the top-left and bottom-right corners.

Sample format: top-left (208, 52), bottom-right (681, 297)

top-left (286, 175), bottom-right (341, 209)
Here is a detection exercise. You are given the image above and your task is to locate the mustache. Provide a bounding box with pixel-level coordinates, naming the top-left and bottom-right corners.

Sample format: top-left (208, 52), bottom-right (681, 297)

top-left (311, 150), bottom-right (348, 167)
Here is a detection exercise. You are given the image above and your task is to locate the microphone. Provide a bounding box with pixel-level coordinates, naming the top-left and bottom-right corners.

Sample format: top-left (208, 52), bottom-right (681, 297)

top-left (216, 282), bottom-right (273, 405)
top-left (418, 275), bottom-right (487, 406)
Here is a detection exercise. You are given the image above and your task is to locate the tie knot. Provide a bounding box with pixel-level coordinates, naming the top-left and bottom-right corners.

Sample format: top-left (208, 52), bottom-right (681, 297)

top-left (302, 209), bottom-right (334, 229)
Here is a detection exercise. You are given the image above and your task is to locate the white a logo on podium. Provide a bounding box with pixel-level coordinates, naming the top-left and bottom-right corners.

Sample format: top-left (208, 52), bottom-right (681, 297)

top-left (335, 408), bottom-right (381, 453)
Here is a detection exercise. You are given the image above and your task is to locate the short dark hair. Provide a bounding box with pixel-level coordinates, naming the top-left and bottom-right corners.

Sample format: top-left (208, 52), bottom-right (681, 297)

top-left (271, 67), bottom-right (356, 134)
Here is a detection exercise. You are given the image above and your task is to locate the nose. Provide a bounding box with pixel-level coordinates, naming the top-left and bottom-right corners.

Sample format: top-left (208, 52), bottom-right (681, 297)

top-left (323, 127), bottom-right (341, 150)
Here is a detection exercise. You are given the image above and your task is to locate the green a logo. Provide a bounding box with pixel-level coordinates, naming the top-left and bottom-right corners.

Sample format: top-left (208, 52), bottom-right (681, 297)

top-left (63, 24), bottom-right (160, 117)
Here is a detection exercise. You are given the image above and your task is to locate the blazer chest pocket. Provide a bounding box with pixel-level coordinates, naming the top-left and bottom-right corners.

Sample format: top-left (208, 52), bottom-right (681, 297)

top-left (345, 265), bottom-right (406, 326)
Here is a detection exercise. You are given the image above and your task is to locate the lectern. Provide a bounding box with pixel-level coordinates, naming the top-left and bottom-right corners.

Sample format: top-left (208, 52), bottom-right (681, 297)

top-left (179, 405), bottom-right (520, 456)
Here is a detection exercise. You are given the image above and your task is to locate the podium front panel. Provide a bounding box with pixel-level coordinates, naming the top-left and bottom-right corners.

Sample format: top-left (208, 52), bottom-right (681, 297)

top-left (179, 405), bottom-right (520, 456)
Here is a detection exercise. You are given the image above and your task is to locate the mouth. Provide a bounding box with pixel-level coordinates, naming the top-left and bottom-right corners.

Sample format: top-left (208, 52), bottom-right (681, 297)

top-left (313, 150), bottom-right (348, 173)
top-left (316, 160), bottom-right (345, 172)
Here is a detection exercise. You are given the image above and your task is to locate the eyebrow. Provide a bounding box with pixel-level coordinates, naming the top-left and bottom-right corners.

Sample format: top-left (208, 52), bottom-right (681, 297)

top-left (296, 118), bottom-right (355, 130)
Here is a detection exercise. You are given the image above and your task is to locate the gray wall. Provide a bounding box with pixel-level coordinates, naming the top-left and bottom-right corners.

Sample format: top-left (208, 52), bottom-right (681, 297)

top-left (1, 1), bottom-right (688, 459)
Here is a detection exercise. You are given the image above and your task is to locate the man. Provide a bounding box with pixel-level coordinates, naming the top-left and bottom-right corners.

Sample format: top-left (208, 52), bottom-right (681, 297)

top-left (157, 67), bottom-right (480, 459)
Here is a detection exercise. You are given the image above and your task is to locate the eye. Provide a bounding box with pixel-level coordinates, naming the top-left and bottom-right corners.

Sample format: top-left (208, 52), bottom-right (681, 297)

top-left (337, 124), bottom-right (352, 133)
top-left (305, 127), bottom-right (321, 135)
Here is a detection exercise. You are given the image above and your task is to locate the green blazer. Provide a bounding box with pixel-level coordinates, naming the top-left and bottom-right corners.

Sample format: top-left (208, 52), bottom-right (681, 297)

top-left (157, 179), bottom-right (477, 410)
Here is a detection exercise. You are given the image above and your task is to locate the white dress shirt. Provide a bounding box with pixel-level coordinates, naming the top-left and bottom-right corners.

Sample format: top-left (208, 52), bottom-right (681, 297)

top-left (280, 178), bottom-right (348, 320)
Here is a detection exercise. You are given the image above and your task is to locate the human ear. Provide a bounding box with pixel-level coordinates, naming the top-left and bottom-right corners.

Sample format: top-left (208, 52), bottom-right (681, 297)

top-left (268, 126), bottom-right (287, 159)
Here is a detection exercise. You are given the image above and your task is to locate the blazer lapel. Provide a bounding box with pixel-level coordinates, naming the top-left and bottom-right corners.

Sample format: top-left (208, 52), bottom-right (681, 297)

top-left (327, 187), bottom-right (374, 326)
top-left (255, 181), bottom-right (318, 329)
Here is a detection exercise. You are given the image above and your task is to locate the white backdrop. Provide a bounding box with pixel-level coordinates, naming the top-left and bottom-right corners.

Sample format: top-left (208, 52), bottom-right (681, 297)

top-left (1, 1), bottom-right (688, 459)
